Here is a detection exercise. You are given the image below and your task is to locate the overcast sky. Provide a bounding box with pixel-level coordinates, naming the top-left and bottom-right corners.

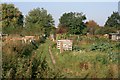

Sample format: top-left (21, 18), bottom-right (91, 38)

top-left (1, 1), bottom-right (119, 27)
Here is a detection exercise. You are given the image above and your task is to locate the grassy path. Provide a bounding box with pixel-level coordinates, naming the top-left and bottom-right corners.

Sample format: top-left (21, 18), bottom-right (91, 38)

top-left (48, 46), bottom-right (56, 65)
top-left (35, 40), bottom-right (55, 68)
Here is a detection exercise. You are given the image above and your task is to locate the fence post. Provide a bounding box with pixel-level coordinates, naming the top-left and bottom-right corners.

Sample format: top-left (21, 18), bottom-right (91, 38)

top-left (60, 42), bottom-right (63, 53)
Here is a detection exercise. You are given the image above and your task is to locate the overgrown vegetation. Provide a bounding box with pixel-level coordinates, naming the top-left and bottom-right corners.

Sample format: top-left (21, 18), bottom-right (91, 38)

top-left (50, 35), bottom-right (119, 78)
top-left (2, 38), bottom-right (64, 79)
top-left (1, 3), bottom-right (120, 79)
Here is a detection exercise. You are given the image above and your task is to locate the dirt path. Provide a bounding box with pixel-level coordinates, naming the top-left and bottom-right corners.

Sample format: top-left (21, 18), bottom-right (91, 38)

top-left (48, 46), bottom-right (56, 65)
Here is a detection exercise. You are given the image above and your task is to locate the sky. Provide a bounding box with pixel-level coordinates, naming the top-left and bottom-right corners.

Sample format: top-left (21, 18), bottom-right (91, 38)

top-left (1, 0), bottom-right (120, 2)
top-left (1, 1), bottom-right (119, 27)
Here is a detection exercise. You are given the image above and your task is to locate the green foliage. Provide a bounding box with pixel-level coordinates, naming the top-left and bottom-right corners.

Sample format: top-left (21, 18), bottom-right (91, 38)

top-left (115, 43), bottom-right (120, 49)
top-left (25, 8), bottom-right (55, 36)
top-left (59, 12), bottom-right (86, 34)
top-left (107, 52), bottom-right (119, 63)
top-left (2, 40), bottom-right (64, 78)
top-left (51, 42), bottom-right (57, 49)
top-left (2, 53), bottom-right (53, 78)
top-left (56, 33), bottom-right (69, 40)
top-left (2, 26), bottom-right (23, 34)
top-left (1, 3), bottom-right (24, 34)
top-left (89, 42), bottom-right (119, 63)
top-left (72, 45), bottom-right (81, 51)
top-left (105, 12), bottom-right (120, 29)
top-left (40, 36), bottom-right (46, 43)
top-left (90, 42), bottom-right (113, 52)
top-left (95, 27), bottom-right (117, 35)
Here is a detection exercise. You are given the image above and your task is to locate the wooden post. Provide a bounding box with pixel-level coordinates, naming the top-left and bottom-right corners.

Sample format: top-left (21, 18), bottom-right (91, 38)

top-left (60, 42), bottom-right (63, 53)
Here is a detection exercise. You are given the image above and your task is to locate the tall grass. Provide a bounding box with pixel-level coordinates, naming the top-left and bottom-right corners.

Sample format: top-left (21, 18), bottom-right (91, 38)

top-left (2, 37), bottom-right (64, 78)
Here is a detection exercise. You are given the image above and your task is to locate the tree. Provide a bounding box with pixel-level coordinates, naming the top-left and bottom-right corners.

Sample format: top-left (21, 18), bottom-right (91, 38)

top-left (105, 12), bottom-right (120, 29)
top-left (1, 3), bottom-right (24, 34)
top-left (56, 24), bottom-right (68, 34)
top-left (25, 8), bottom-right (54, 36)
top-left (85, 20), bottom-right (99, 27)
top-left (59, 12), bottom-right (86, 35)
top-left (85, 20), bottom-right (99, 35)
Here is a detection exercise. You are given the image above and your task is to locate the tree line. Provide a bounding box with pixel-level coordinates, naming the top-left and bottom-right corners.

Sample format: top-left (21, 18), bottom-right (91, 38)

top-left (1, 3), bottom-right (120, 36)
